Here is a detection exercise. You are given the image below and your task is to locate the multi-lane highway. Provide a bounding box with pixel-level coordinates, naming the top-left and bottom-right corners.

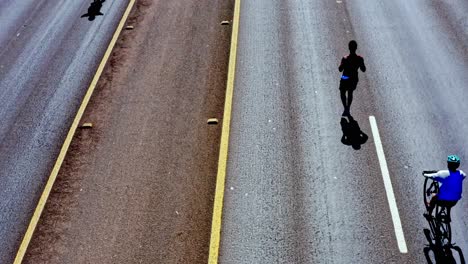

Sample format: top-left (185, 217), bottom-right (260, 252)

top-left (0, 0), bottom-right (467, 263)
top-left (0, 1), bottom-right (127, 262)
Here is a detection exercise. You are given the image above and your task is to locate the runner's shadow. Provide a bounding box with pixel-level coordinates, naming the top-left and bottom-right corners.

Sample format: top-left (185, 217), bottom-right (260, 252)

top-left (340, 115), bottom-right (368, 150)
top-left (81, 0), bottom-right (106, 21)
top-left (423, 227), bottom-right (466, 264)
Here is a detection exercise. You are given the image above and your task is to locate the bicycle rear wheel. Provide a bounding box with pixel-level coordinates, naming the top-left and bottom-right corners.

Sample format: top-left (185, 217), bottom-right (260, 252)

top-left (436, 219), bottom-right (452, 247)
top-left (436, 207), bottom-right (452, 246)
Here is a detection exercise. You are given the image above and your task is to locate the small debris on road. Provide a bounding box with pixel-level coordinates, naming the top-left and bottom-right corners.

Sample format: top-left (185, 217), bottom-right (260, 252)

top-left (80, 122), bottom-right (93, 129)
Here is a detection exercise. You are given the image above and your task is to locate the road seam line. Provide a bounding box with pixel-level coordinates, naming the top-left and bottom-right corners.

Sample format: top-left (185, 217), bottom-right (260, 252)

top-left (13, 1), bottom-right (136, 262)
top-left (207, 0), bottom-right (241, 263)
top-left (369, 116), bottom-right (408, 254)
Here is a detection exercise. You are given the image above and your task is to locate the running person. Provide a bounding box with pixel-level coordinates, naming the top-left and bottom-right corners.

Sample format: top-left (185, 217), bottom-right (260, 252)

top-left (423, 155), bottom-right (466, 216)
top-left (338, 40), bottom-right (366, 116)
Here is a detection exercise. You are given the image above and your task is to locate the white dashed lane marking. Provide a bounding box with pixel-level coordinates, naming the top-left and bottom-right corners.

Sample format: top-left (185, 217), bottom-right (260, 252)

top-left (369, 115), bottom-right (408, 254)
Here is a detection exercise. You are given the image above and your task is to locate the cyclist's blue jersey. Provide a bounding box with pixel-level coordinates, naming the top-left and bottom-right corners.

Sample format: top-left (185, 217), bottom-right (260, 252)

top-left (427, 170), bottom-right (466, 201)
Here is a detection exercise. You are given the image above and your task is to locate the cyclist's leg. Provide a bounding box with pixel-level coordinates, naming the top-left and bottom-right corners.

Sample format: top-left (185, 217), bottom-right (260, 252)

top-left (447, 201), bottom-right (456, 222)
top-left (438, 200), bottom-right (457, 222)
top-left (428, 195), bottom-right (438, 215)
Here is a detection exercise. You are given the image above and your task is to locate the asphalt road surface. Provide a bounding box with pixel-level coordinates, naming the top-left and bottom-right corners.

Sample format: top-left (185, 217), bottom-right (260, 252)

top-left (219, 0), bottom-right (467, 263)
top-left (24, 0), bottom-right (232, 263)
top-left (0, 1), bottom-right (127, 263)
top-left (2, 0), bottom-right (467, 263)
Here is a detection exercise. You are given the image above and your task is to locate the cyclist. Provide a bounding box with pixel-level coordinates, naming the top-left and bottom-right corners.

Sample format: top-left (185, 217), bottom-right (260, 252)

top-left (423, 155), bottom-right (466, 217)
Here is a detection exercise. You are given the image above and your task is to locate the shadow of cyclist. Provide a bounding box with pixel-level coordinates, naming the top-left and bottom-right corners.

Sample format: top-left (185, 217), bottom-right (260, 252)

top-left (81, 0), bottom-right (106, 21)
top-left (423, 227), bottom-right (466, 264)
top-left (423, 243), bottom-right (465, 264)
top-left (340, 115), bottom-right (368, 150)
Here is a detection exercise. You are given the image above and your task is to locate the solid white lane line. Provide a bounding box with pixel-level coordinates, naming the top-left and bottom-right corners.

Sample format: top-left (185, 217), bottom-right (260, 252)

top-left (369, 116), bottom-right (408, 254)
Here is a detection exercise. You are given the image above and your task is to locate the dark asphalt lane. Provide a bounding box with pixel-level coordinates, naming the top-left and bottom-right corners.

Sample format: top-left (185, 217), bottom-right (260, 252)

top-left (0, 1), bottom-right (128, 262)
top-left (220, 0), bottom-right (467, 263)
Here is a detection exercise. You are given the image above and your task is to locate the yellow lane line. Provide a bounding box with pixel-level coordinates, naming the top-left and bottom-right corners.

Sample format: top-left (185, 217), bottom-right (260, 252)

top-left (208, 0), bottom-right (241, 263)
top-left (13, 1), bottom-right (136, 262)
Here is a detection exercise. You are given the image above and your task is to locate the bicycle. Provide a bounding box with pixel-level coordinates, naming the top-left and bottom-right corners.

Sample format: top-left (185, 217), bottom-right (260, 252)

top-left (423, 170), bottom-right (453, 248)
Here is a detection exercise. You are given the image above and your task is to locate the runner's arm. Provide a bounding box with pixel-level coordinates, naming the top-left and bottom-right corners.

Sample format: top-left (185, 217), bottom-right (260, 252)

top-left (360, 57), bottom-right (366, 72)
top-left (339, 57), bottom-right (345, 72)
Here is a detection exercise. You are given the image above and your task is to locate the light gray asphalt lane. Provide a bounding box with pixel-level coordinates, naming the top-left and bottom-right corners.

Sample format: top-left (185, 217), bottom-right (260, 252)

top-left (220, 0), bottom-right (467, 263)
top-left (0, 1), bottom-right (128, 262)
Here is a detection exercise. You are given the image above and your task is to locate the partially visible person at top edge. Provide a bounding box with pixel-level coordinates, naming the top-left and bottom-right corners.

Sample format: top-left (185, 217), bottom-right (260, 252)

top-left (339, 40), bottom-right (366, 116)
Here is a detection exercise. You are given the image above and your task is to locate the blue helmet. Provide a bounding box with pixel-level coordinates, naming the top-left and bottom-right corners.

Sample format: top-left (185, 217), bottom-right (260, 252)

top-left (447, 155), bottom-right (461, 164)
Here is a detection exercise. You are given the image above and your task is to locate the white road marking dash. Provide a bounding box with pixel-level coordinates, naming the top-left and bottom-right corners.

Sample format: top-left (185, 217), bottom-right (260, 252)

top-left (369, 116), bottom-right (408, 254)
